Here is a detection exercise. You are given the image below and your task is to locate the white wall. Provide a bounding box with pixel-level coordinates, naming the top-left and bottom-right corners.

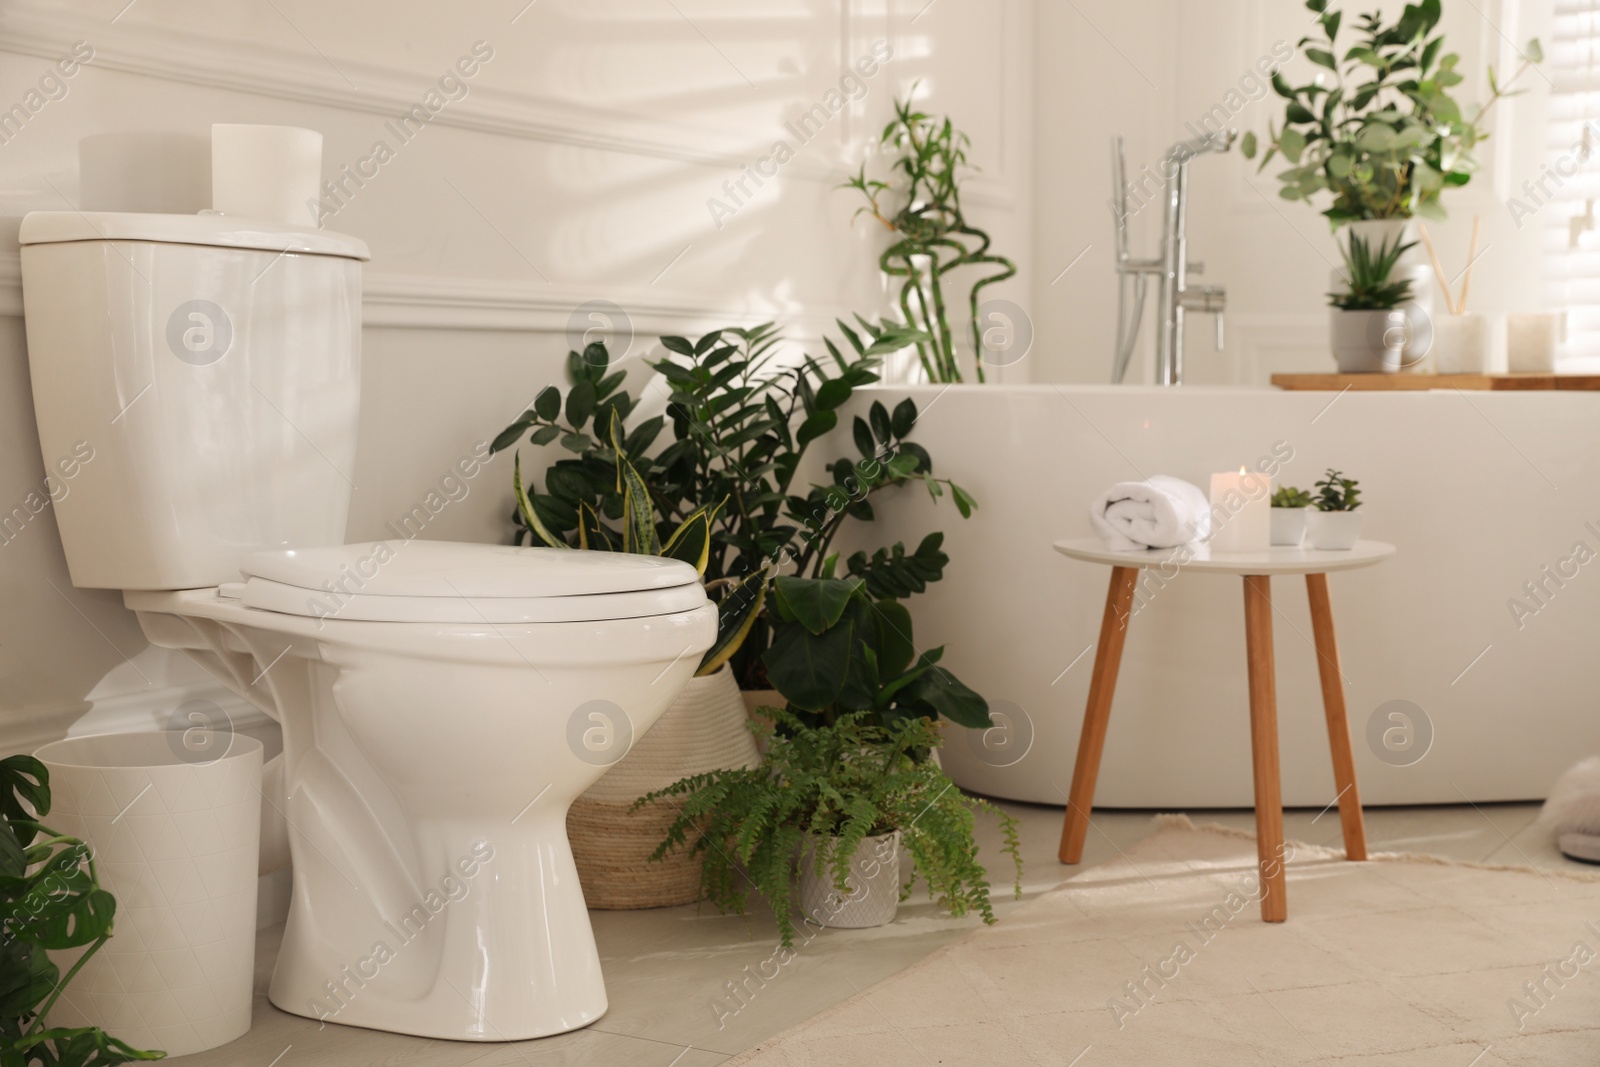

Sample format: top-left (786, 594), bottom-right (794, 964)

top-left (1032, 0), bottom-right (1555, 385)
top-left (0, 0), bottom-right (1032, 751)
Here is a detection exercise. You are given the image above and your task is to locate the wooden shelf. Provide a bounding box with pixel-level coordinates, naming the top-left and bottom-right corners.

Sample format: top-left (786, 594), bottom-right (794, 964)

top-left (1271, 372), bottom-right (1600, 391)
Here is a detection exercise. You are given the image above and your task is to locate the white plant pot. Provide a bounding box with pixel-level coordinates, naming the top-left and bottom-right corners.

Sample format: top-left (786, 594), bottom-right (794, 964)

top-left (796, 831), bottom-right (901, 930)
top-left (1270, 506), bottom-right (1311, 547)
top-left (34, 731), bottom-right (263, 1058)
top-left (1308, 510), bottom-right (1363, 551)
top-left (1330, 308), bottom-right (1407, 373)
top-left (1434, 313), bottom-right (1495, 374)
top-left (1337, 220), bottom-right (1434, 372)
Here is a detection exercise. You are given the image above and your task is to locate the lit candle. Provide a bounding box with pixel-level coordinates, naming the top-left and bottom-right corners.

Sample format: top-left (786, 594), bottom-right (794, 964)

top-left (1209, 467), bottom-right (1271, 552)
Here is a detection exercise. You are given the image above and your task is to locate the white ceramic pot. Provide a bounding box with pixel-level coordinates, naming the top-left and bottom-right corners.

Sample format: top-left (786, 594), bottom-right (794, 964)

top-left (1270, 506), bottom-right (1310, 547)
top-left (1338, 219), bottom-right (1434, 372)
top-left (1330, 308), bottom-right (1407, 373)
top-left (796, 831), bottom-right (901, 930)
top-left (1308, 510), bottom-right (1363, 551)
top-left (34, 731), bottom-right (263, 1058)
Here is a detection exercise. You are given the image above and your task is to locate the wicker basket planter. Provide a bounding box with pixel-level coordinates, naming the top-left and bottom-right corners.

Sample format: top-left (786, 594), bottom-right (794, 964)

top-left (567, 665), bottom-right (760, 909)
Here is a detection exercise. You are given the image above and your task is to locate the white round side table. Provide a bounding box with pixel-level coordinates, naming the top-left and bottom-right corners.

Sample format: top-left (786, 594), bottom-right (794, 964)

top-left (1052, 538), bottom-right (1397, 922)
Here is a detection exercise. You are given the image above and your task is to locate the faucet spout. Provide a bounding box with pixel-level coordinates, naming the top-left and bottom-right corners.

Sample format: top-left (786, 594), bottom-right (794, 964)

top-left (1109, 130), bottom-right (1233, 386)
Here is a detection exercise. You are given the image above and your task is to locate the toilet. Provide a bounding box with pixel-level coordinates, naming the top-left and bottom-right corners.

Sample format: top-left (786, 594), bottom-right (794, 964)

top-left (18, 211), bottom-right (716, 1041)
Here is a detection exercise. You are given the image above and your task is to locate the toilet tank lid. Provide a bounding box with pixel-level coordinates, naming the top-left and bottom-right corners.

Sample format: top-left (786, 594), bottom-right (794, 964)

top-left (18, 211), bottom-right (370, 261)
top-left (240, 541), bottom-right (703, 599)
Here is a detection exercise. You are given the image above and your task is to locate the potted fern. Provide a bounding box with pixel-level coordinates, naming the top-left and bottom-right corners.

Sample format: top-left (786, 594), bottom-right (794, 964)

top-left (638, 705), bottom-right (1020, 949)
top-left (1329, 234), bottom-right (1415, 372)
top-left (1270, 485), bottom-right (1315, 546)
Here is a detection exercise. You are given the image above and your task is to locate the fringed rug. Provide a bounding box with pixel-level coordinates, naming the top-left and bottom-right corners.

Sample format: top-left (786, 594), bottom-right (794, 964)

top-left (727, 815), bottom-right (1600, 1066)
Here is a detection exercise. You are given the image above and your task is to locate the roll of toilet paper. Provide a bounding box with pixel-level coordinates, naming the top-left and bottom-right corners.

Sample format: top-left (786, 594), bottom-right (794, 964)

top-left (211, 124), bottom-right (323, 228)
top-left (80, 132), bottom-right (212, 214)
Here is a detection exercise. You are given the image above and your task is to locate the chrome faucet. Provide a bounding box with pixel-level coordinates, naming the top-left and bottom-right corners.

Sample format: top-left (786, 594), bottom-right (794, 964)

top-left (1110, 130), bottom-right (1234, 385)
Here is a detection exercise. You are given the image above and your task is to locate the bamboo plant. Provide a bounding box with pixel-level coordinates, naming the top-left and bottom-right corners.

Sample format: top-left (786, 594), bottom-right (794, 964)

top-left (846, 90), bottom-right (1016, 382)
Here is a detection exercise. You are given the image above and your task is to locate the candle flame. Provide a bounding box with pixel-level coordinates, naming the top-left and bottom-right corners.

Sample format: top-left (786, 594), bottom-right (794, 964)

top-left (1238, 466), bottom-right (1247, 474)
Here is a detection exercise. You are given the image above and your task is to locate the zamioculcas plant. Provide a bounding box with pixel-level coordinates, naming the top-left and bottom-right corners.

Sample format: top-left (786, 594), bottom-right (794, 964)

top-left (0, 755), bottom-right (164, 1067)
top-left (847, 89), bottom-right (1017, 382)
top-left (491, 325), bottom-right (976, 684)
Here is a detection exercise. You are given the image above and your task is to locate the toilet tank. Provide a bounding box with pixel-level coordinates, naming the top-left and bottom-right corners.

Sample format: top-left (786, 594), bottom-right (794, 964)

top-left (19, 212), bottom-right (369, 590)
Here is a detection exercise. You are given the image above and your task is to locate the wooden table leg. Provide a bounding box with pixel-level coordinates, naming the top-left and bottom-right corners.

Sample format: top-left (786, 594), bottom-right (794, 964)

top-left (1243, 575), bottom-right (1288, 922)
top-left (1305, 572), bottom-right (1368, 862)
top-left (1058, 565), bottom-right (1139, 864)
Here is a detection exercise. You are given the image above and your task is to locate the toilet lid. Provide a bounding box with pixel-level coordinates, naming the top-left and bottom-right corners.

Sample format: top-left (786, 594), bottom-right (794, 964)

top-left (236, 541), bottom-right (707, 623)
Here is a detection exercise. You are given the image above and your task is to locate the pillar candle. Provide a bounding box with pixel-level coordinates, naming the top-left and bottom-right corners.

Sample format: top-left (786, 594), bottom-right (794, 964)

top-left (1209, 467), bottom-right (1270, 552)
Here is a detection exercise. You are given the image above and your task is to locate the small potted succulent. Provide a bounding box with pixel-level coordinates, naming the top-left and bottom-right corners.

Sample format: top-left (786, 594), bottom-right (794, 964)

top-left (1270, 485), bottom-right (1314, 546)
top-left (1328, 234), bottom-right (1416, 372)
top-left (1308, 468), bottom-right (1363, 549)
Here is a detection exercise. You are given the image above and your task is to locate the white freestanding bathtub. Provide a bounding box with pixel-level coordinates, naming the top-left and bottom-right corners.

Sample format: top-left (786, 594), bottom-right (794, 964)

top-left (826, 384), bottom-right (1600, 808)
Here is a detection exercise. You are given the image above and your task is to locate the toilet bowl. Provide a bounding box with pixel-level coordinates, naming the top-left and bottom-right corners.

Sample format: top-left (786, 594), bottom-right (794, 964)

top-left (17, 211), bottom-right (715, 1040)
top-left (126, 543), bottom-right (713, 1039)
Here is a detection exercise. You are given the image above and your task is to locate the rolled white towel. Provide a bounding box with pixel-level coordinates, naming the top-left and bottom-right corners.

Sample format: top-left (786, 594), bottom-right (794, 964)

top-left (1089, 475), bottom-right (1212, 551)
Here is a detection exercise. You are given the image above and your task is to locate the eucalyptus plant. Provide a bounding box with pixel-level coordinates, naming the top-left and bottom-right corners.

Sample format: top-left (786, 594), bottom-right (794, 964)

top-left (490, 323), bottom-right (977, 686)
top-left (636, 709), bottom-right (1021, 949)
top-left (0, 755), bottom-right (164, 1067)
top-left (847, 89), bottom-right (1016, 382)
top-left (1241, 0), bottom-right (1541, 223)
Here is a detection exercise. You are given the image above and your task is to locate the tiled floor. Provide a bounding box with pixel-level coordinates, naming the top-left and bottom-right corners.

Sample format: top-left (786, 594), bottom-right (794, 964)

top-left (177, 801), bottom-right (1585, 1066)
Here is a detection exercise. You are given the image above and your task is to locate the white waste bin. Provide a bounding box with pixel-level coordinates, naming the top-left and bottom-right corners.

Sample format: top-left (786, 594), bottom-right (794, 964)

top-left (33, 730), bottom-right (263, 1057)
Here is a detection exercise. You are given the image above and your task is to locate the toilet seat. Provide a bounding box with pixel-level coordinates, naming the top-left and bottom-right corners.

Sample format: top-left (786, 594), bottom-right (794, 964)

top-left (234, 540), bottom-right (706, 623)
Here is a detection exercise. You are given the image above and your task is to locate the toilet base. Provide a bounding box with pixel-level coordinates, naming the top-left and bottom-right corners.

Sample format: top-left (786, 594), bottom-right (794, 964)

top-left (266, 813), bottom-right (608, 1042)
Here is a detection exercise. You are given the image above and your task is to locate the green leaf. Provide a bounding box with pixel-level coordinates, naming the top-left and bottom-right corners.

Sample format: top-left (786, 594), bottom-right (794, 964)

top-left (889, 398), bottom-right (917, 439)
top-left (1305, 49), bottom-right (1336, 71)
top-left (560, 433), bottom-right (592, 453)
top-left (698, 576), bottom-right (766, 676)
top-left (534, 385), bottom-right (562, 421)
top-left (1279, 127), bottom-right (1307, 163)
top-left (565, 379), bottom-right (597, 428)
top-left (1526, 38), bottom-right (1544, 64)
top-left (529, 424), bottom-right (562, 446)
top-left (869, 401), bottom-right (892, 443)
top-left (660, 335), bottom-right (694, 356)
top-left (815, 378), bottom-right (853, 412)
top-left (773, 576), bottom-right (862, 635)
top-left (0, 756), bottom-right (50, 845)
top-left (1240, 130), bottom-right (1257, 159)
top-left (513, 452), bottom-right (567, 549)
top-left (661, 504), bottom-right (720, 575)
top-left (897, 656), bottom-right (991, 728)
top-left (852, 417), bottom-right (876, 459)
top-left (762, 615), bottom-right (856, 711)
top-left (870, 598), bottom-right (916, 678)
top-left (796, 411), bottom-right (837, 449)
top-left (611, 423), bottom-right (660, 555)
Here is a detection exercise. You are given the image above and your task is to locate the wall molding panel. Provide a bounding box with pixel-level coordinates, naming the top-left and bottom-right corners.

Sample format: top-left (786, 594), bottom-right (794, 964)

top-left (0, 1), bottom-right (1018, 207)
